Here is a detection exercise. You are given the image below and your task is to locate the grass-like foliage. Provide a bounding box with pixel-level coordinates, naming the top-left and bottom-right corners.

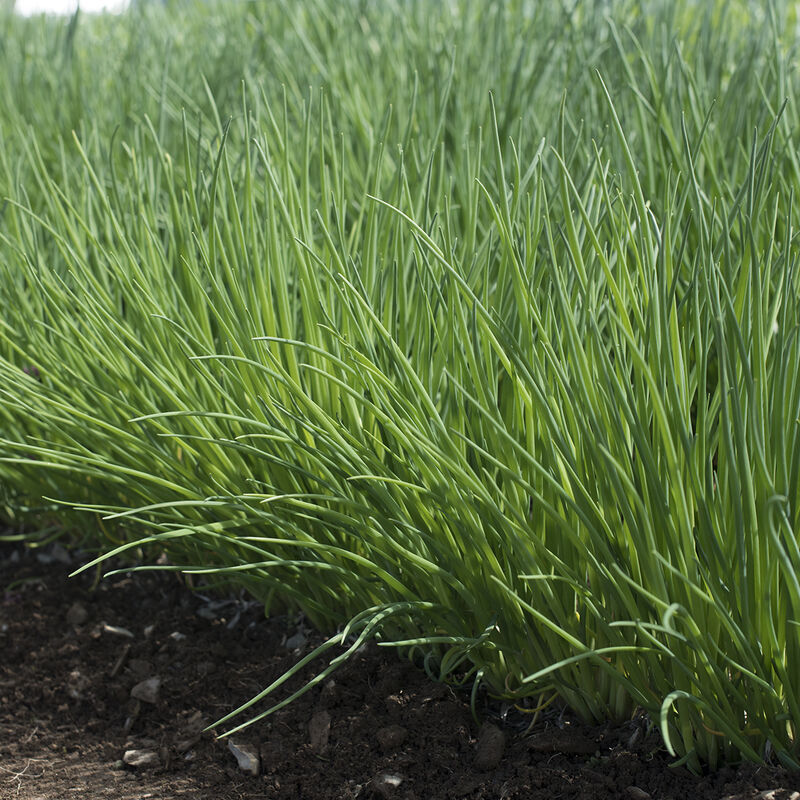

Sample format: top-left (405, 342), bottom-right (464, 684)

top-left (2, 0), bottom-right (800, 771)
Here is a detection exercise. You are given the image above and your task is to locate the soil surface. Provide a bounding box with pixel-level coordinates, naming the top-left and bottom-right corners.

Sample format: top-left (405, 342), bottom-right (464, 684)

top-left (2, 539), bottom-right (800, 800)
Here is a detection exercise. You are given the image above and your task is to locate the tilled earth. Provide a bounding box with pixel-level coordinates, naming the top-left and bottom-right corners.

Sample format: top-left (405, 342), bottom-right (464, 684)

top-left (2, 539), bottom-right (800, 800)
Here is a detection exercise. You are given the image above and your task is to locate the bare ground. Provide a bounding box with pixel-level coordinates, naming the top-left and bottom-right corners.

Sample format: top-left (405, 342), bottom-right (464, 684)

top-left (2, 539), bottom-right (799, 800)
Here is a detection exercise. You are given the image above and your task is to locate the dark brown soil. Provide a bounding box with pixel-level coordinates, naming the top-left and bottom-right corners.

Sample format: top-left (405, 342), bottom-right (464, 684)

top-left (2, 539), bottom-right (800, 800)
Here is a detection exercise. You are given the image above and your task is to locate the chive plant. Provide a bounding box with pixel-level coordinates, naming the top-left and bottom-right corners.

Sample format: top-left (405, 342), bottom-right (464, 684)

top-left (2, 0), bottom-right (800, 771)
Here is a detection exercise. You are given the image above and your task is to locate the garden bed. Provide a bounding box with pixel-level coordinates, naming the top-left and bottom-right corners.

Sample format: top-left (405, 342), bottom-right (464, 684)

top-left (2, 540), bottom-right (799, 800)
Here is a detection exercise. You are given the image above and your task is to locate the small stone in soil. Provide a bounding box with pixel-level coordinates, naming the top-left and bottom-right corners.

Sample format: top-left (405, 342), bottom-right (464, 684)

top-left (308, 709), bottom-right (331, 753)
top-left (625, 787), bottom-right (651, 800)
top-left (130, 676), bottom-right (161, 704)
top-left (122, 748), bottom-right (160, 768)
top-left (66, 601), bottom-right (88, 626)
top-left (37, 543), bottom-right (71, 565)
top-left (370, 772), bottom-right (405, 798)
top-left (102, 623), bottom-right (135, 639)
top-left (228, 740), bottom-right (260, 776)
top-left (375, 725), bottom-right (408, 753)
top-left (285, 631), bottom-right (307, 650)
top-left (474, 723), bottom-right (505, 771)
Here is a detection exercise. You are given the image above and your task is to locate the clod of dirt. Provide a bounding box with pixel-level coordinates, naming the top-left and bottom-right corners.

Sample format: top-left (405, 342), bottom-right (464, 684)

top-left (308, 709), bottom-right (332, 753)
top-left (127, 658), bottom-right (153, 678)
top-left (319, 678), bottom-right (341, 708)
top-left (228, 739), bottom-right (260, 776)
top-left (66, 668), bottom-right (90, 700)
top-left (375, 724), bottom-right (408, 753)
top-left (182, 710), bottom-right (207, 735)
top-left (527, 726), bottom-right (598, 755)
top-left (174, 710), bottom-right (208, 753)
top-left (131, 675), bottom-right (161, 704)
top-left (66, 601), bottom-right (88, 626)
top-left (123, 748), bottom-right (160, 768)
top-left (474, 722), bottom-right (505, 771)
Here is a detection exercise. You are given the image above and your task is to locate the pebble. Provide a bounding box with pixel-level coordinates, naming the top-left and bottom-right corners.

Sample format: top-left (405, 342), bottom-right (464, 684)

top-left (625, 788), bottom-right (651, 800)
top-left (228, 740), bottom-right (260, 776)
top-left (51, 544), bottom-right (72, 564)
top-left (375, 725), bottom-right (408, 753)
top-left (130, 676), bottom-right (161, 704)
top-left (308, 710), bottom-right (331, 753)
top-left (65, 601), bottom-right (88, 626)
top-left (285, 631), bottom-right (307, 650)
top-left (474, 723), bottom-right (505, 771)
top-left (370, 772), bottom-right (405, 798)
top-left (102, 623), bottom-right (135, 639)
top-left (36, 543), bottom-right (71, 565)
top-left (122, 748), bottom-right (159, 768)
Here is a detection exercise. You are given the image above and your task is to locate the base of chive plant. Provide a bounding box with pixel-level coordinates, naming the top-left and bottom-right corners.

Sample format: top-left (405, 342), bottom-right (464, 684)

top-left (1, 0), bottom-right (799, 772)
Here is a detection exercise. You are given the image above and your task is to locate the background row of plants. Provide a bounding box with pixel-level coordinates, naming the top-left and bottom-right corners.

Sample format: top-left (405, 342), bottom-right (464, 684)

top-left (2, 0), bottom-right (800, 773)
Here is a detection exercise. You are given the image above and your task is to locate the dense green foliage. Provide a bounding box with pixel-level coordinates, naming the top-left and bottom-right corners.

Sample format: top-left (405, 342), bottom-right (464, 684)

top-left (2, 0), bottom-right (800, 771)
